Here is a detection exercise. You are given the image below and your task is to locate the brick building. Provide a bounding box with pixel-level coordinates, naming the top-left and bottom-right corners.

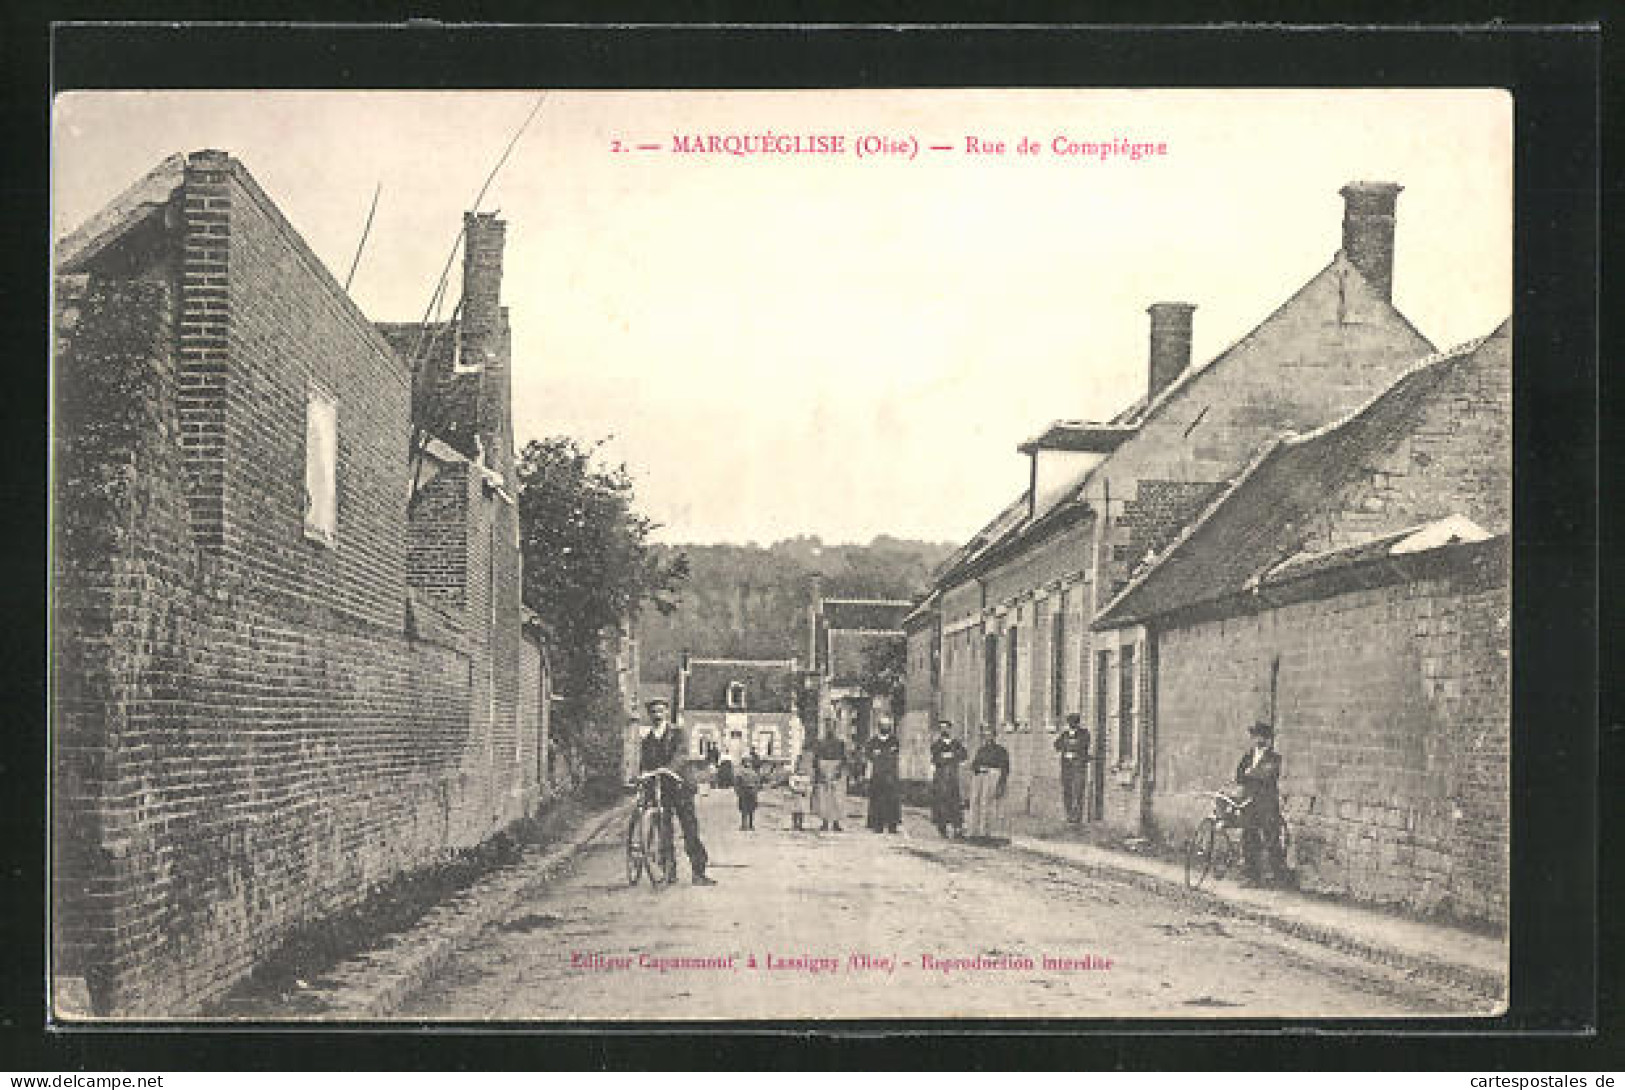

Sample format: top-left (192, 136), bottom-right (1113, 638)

top-left (910, 181), bottom-right (1445, 826)
top-left (1093, 326), bottom-right (1511, 922)
top-left (52, 150), bottom-right (553, 1015)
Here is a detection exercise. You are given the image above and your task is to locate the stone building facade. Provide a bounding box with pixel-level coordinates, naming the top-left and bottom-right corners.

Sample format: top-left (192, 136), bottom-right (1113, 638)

top-left (52, 151), bottom-right (553, 1015)
top-left (1095, 327), bottom-right (1511, 922)
top-left (913, 181), bottom-right (1439, 831)
top-left (904, 179), bottom-right (1512, 922)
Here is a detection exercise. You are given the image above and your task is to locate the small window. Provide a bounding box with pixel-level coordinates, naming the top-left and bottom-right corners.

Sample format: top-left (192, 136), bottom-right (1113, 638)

top-left (304, 385), bottom-right (337, 546)
top-left (726, 681), bottom-right (747, 710)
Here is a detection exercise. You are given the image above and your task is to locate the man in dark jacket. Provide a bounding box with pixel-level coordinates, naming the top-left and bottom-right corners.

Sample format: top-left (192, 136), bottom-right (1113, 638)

top-left (1054, 713), bottom-right (1091, 824)
top-left (1235, 720), bottom-right (1285, 885)
top-left (637, 699), bottom-right (716, 885)
top-left (929, 720), bottom-right (968, 838)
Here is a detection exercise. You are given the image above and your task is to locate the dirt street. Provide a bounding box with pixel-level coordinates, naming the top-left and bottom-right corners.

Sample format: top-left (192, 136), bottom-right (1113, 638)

top-left (401, 788), bottom-right (1475, 1020)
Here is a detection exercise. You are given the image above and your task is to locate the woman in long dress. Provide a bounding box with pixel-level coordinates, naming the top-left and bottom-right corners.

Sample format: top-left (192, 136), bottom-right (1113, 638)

top-left (966, 727), bottom-right (1010, 844)
top-left (812, 724), bottom-right (847, 831)
top-left (864, 724), bottom-right (903, 833)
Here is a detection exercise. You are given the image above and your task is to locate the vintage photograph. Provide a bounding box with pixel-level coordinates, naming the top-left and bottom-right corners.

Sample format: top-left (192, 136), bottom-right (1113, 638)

top-left (50, 89), bottom-right (1511, 1022)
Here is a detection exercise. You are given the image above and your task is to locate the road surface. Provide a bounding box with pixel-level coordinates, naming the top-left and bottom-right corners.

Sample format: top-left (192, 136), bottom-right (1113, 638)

top-left (401, 788), bottom-right (1476, 1020)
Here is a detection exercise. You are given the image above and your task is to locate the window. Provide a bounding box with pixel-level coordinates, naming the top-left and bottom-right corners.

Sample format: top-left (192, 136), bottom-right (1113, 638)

top-left (983, 633), bottom-right (999, 729)
top-left (1050, 609), bottom-right (1067, 721)
top-left (303, 385), bottom-right (337, 546)
top-left (1118, 644), bottom-right (1137, 767)
top-left (726, 681), bottom-right (747, 710)
top-left (1005, 628), bottom-right (1019, 727)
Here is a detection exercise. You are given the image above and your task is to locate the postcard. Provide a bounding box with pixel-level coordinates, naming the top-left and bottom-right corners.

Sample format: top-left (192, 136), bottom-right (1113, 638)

top-left (50, 87), bottom-right (1511, 1022)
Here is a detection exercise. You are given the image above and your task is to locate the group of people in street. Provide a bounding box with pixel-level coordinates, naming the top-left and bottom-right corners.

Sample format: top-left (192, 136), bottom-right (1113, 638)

top-left (929, 713), bottom-right (1091, 842)
top-left (637, 693), bottom-right (1287, 888)
top-left (927, 720), bottom-right (1012, 843)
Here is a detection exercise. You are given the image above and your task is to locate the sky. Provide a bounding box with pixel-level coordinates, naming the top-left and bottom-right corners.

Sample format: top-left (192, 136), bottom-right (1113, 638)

top-left (53, 90), bottom-right (1511, 546)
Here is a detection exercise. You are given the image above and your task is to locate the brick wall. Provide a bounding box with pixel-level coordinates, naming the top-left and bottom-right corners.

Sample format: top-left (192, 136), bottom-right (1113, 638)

top-left (1151, 552), bottom-right (1510, 924)
top-left (899, 622), bottom-right (938, 779)
top-left (52, 153), bottom-right (544, 1015)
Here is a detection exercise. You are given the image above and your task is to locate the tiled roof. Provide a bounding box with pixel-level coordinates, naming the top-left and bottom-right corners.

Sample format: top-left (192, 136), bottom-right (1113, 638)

top-left (1121, 480), bottom-right (1226, 565)
top-left (1093, 330), bottom-right (1503, 629)
top-left (820, 599), bottom-right (912, 632)
top-left (930, 491), bottom-right (1032, 584)
top-left (682, 659), bottom-right (799, 713)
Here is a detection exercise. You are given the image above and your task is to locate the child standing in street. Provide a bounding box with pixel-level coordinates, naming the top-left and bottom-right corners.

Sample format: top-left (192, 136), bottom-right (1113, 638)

top-left (734, 750), bottom-right (762, 831)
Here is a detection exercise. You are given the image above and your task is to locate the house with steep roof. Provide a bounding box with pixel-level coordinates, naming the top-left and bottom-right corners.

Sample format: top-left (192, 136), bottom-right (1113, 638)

top-left (909, 181), bottom-right (1447, 831)
top-left (1091, 324), bottom-right (1510, 922)
top-left (675, 654), bottom-right (805, 764)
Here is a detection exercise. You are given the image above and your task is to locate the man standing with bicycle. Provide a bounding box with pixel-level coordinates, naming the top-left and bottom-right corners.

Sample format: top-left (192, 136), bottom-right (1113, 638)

top-left (1235, 720), bottom-right (1286, 887)
top-left (638, 699), bottom-right (716, 886)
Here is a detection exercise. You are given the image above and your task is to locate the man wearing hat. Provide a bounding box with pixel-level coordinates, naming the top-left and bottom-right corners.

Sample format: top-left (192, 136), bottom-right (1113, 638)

top-left (1054, 713), bottom-right (1091, 824)
top-left (638, 698), bottom-right (716, 885)
top-left (1235, 720), bottom-right (1286, 886)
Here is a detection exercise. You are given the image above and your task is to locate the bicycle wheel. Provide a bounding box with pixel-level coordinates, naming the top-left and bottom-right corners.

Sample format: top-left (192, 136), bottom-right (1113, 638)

top-left (1185, 818), bottom-right (1217, 889)
top-left (660, 812), bottom-right (679, 884)
top-left (1211, 827), bottom-right (1236, 881)
top-left (625, 811), bottom-right (645, 886)
top-left (642, 809), bottom-right (671, 889)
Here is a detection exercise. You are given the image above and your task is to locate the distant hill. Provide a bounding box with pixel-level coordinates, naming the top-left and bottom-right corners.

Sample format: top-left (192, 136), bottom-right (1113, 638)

top-left (636, 536), bottom-right (955, 683)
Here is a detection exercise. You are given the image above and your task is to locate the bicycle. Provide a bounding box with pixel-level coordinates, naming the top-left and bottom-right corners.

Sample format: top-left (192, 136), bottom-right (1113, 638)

top-left (626, 768), bottom-right (683, 890)
top-left (1184, 791), bottom-right (1291, 890)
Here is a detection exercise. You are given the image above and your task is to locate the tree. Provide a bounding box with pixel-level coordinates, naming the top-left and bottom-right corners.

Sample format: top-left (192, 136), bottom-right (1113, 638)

top-left (515, 437), bottom-right (688, 782)
top-left (859, 637), bottom-right (908, 721)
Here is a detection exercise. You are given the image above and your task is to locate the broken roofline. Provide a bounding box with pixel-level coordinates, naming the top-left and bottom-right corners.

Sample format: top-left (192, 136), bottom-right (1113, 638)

top-left (1121, 530), bottom-right (1509, 632)
top-left (1091, 325), bottom-right (1508, 631)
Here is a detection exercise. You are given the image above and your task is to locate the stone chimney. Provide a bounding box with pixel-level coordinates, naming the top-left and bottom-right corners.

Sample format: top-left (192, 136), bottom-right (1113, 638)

top-left (1146, 302), bottom-right (1196, 402)
top-left (1340, 181), bottom-right (1402, 302)
top-left (460, 211), bottom-right (513, 480)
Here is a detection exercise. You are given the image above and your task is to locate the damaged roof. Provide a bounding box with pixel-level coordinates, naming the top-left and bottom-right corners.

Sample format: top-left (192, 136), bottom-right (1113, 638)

top-left (1093, 326), bottom-right (1507, 629)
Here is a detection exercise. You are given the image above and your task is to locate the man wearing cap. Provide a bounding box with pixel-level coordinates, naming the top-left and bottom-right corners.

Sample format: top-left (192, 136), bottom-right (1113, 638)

top-left (1235, 720), bottom-right (1286, 886)
top-left (1054, 713), bottom-right (1091, 824)
top-left (638, 698), bottom-right (715, 885)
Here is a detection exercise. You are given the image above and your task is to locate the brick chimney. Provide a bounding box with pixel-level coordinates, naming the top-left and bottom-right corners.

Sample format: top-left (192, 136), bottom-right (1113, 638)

top-left (1146, 302), bottom-right (1196, 402)
top-left (460, 211), bottom-right (513, 480)
top-left (1339, 181), bottom-right (1402, 302)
